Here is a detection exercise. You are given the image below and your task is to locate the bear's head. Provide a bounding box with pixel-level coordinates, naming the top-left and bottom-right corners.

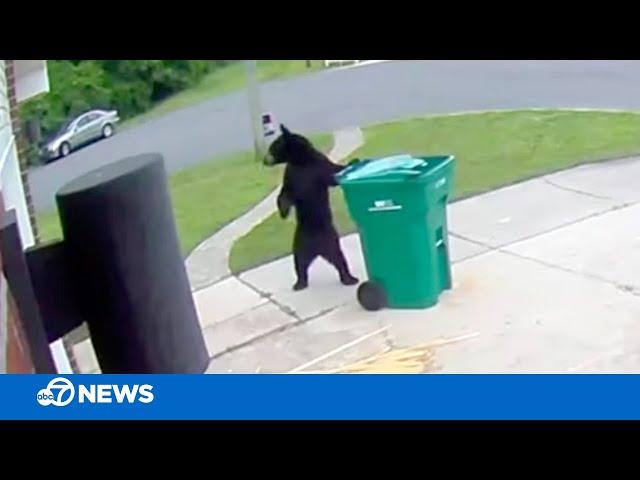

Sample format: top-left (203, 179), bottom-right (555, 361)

top-left (264, 124), bottom-right (317, 167)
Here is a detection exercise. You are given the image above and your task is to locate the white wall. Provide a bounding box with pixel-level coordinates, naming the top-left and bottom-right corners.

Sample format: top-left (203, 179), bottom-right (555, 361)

top-left (13, 61), bottom-right (49, 104)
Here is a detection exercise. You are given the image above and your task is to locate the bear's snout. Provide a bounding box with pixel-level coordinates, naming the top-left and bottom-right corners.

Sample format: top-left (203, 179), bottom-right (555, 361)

top-left (263, 154), bottom-right (275, 166)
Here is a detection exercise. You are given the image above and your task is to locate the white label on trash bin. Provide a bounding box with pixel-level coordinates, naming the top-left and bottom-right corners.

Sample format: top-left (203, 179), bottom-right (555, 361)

top-left (435, 178), bottom-right (446, 189)
top-left (368, 199), bottom-right (402, 212)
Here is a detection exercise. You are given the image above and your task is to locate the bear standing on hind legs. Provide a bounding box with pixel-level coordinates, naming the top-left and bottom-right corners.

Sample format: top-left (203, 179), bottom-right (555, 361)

top-left (264, 125), bottom-right (359, 291)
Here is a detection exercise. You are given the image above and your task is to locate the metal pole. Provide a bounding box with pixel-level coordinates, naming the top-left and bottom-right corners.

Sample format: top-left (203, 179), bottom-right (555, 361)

top-left (245, 60), bottom-right (266, 161)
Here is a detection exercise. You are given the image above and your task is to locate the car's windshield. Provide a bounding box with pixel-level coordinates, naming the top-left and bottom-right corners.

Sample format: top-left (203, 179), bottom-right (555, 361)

top-left (56, 119), bottom-right (76, 136)
top-left (41, 118), bottom-right (74, 146)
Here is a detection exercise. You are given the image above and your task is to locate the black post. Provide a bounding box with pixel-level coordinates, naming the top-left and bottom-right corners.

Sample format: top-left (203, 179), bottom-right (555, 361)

top-left (0, 210), bottom-right (56, 373)
top-left (55, 153), bottom-right (209, 373)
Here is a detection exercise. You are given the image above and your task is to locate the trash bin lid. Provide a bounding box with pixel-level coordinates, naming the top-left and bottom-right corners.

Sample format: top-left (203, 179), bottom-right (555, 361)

top-left (338, 154), bottom-right (452, 184)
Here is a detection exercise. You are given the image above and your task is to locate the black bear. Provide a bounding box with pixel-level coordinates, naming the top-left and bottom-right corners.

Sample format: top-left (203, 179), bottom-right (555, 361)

top-left (264, 125), bottom-right (359, 291)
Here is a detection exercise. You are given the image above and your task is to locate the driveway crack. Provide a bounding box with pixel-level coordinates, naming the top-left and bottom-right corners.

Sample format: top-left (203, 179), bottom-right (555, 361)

top-left (542, 176), bottom-right (614, 201)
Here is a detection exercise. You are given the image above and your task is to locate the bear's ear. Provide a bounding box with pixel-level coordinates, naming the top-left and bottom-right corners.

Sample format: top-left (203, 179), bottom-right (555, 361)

top-left (280, 124), bottom-right (291, 137)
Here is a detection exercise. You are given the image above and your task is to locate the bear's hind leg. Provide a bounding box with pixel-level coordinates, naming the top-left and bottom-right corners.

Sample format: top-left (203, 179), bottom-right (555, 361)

top-left (293, 249), bottom-right (316, 291)
top-left (321, 233), bottom-right (359, 286)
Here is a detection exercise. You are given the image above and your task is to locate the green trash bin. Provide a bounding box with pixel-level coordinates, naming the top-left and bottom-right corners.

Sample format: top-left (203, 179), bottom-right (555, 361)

top-left (337, 154), bottom-right (455, 311)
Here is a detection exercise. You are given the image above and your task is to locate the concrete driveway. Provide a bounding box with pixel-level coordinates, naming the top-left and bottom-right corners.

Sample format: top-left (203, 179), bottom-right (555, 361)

top-left (200, 156), bottom-right (640, 373)
top-left (73, 155), bottom-right (640, 374)
top-left (29, 60), bottom-right (640, 211)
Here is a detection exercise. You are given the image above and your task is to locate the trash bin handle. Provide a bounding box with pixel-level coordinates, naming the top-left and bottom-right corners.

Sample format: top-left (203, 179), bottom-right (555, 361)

top-left (337, 161), bottom-right (363, 179)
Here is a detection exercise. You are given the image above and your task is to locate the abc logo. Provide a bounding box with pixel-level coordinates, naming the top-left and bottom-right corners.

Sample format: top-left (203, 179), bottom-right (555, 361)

top-left (35, 377), bottom-right (154, 407)
top-left (36, 377), bottom-right (75, 407)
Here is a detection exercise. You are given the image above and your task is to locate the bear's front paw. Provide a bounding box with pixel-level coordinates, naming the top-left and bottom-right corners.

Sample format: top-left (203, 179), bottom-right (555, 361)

top-left (279, 209), bottom-right (289, 219)
top-left (277, 193), bottom-right (292, 219)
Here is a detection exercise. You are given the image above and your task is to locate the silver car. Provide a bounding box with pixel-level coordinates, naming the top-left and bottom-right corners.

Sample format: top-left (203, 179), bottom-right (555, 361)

top-left (42, 109), bottom-right (120, 162)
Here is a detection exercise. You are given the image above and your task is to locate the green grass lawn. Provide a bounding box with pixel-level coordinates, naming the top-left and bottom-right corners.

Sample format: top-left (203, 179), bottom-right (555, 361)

top-left (123, 61), bottom-right (324, 129)
top-left (37, 133), bottom-right (333, 255)
top-left (229, 109), bottom-right (640, 273)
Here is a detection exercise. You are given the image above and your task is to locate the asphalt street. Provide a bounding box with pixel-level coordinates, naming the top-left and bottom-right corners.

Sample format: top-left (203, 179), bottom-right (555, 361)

top-left (30, 60), bottom-right (640, 211)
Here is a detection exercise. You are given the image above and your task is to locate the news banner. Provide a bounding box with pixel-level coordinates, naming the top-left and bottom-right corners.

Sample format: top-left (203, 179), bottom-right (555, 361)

top-left (2, 374), bottom-right (640, 420)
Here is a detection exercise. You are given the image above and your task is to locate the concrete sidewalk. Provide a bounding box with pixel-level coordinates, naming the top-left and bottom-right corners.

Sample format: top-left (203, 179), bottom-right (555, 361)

top-left (74, 155), bottom-right (640, 374)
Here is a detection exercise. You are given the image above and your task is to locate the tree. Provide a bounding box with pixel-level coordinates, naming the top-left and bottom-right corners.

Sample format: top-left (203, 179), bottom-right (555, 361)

top-left (19, 60), bottom-right (224, 165)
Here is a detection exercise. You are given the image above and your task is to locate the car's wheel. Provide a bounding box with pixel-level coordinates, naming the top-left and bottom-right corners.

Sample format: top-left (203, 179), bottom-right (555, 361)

top-left (59, 142), bottom-right (71, 158)
top-left (102, 124), bottom-right (114, 138)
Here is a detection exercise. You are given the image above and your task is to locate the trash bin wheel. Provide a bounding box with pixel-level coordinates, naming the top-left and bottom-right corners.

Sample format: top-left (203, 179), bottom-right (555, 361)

top-left (357, 281), bottom-right (387, 311)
